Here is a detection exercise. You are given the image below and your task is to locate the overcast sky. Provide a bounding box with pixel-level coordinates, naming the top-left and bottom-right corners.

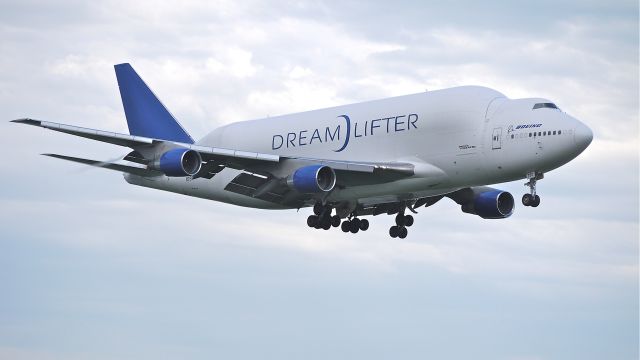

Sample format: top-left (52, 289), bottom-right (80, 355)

top-left (0, 1), bottom-right (638, 359)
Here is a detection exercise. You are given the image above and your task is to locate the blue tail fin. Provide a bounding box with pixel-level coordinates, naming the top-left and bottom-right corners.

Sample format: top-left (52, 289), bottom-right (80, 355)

top-left (114, 63), bottom-right (194, 144)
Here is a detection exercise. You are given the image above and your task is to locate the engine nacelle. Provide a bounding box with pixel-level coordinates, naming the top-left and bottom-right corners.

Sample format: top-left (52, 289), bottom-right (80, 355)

top-left (151, 148), bottom-right (202, 177)
top-left (287, 165), bottom-right (336, 193)
top-left (461, 189), bottom-right (514, 219)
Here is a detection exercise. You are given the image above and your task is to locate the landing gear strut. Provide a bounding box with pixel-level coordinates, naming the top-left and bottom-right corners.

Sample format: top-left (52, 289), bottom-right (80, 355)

top-left (389, 210), bottom-right (413, 239)
top-left (522, 171), bottom-right (542, 207)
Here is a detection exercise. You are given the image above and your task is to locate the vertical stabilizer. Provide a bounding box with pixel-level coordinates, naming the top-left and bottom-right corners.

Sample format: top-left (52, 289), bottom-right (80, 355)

top-left (114, 63), bottom-right (194, 144)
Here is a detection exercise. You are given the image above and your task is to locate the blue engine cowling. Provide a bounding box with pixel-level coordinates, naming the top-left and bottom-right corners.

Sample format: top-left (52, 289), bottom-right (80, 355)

top-left (154, 148), bottom-right (202, 177)
top-left (287, 165), bottom-right (336, 193)
top-left (460, 189), bottom-right (515, 219)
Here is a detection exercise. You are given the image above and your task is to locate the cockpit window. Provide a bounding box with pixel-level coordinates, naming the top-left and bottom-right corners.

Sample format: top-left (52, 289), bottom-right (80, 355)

top-left (533, 102), bottom-right (559, 110)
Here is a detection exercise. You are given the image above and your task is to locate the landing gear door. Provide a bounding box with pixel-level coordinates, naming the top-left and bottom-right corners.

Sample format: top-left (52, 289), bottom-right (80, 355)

top-left (492, 127), bottom-right (502, 149)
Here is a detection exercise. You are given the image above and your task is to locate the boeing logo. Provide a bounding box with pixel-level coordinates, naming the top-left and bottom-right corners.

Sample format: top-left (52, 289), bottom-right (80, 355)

top-left (272, 113), bottom-right (419, 152)
top-left (508, 123), bottom-right (543, 133)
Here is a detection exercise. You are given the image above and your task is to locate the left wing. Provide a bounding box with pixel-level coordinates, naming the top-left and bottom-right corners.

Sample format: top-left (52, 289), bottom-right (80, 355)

top-left (12, 118), bottom-right (427, 205)
top-left (11, 118), bottom-right (416, 179)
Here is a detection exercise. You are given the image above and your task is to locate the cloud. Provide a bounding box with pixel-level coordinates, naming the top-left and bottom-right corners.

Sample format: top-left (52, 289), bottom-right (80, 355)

top-left (0, 1), bottom-right (637, 359)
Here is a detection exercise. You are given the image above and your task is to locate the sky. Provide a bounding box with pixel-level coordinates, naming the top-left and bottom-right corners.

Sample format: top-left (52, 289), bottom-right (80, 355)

top-left (0, 0), bottom-right (638, 359)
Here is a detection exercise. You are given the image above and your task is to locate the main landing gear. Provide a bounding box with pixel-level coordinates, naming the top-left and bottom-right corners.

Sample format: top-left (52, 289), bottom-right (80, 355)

top-left (340, 216), bottom-right (369, 234)
top-left (306, 202), bottom-right (370, 233)
top-left (522, 171), bottom-right (542, 207)
top-left (389, 211), bottom-right (414, 239)
top-left (306, 202), bottom-right (417, 238)
top-left (306, 202), bottom-right (341, 230)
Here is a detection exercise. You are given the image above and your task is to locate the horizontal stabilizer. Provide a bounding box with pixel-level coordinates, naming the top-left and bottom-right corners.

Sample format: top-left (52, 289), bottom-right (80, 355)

top-left (43, 153), bottom-right (162, 177)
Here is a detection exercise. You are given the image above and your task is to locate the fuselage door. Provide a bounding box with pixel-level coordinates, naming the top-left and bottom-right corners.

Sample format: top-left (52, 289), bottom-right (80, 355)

top-left (492, 127), bottom-right (502, 149)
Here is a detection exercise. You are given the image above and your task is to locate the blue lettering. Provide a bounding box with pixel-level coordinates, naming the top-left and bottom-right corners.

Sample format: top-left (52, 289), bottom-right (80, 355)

top-left (326, 126), bottom-right (340, 142)
top-left (370, 119), bottom-right (381, 135)
top-left (272, 134), bottom-right (283, 150)
top-left (310, 128), bottom-right (322, 144)
top-left (394, 115), bottom-right (405, 132)
top-left (408, 114), bottom-right (418, 129)
top-left (287, 132), bottom-right (296, 147)
top-left (298, 130), bottom-right (308, 146)
top-left (354, 122), bottom-right (363, 138)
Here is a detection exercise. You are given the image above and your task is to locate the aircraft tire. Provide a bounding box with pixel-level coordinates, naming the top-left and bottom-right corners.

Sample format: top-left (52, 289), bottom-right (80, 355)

top-left (307, 215), bottom-right (318, 227)
top-left (389, 226), bottom-right (399, 238)
top-left (532, 195), bottom-right (541, 207)
top-left (359, 219), bottom-right (369, 231)
top-left (405, 215), bottom-right (414, 227)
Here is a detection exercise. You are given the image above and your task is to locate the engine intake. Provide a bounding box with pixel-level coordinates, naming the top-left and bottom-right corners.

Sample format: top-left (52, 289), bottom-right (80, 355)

top-left (287, 165), bottom-right (336, 193)
top-left (152, 148), bottom-right (202, 177)
top-left (454, 188), bottom-right (514, 219)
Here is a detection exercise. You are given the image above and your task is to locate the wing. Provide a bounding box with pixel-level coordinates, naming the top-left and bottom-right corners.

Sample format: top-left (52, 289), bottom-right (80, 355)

top-left (12, 118), bottom-right (427, 205)
top-left (42, 153), bottom-right (162, 177)
top-left (12, 117), bottom-right (416, 175)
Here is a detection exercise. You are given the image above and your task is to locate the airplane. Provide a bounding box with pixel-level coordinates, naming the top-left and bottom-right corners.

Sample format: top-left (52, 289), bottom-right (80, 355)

top-left (12, 63), bottom-right (593, 238)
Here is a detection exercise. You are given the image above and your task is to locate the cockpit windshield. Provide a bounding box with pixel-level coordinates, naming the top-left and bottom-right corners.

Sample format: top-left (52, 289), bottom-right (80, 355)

top-left (533, 103), bottom-right (559, 110)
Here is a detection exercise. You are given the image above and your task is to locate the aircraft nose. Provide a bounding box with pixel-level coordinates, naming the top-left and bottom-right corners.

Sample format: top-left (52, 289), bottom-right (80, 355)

top-left (574, 121), bottom-right (593, 150)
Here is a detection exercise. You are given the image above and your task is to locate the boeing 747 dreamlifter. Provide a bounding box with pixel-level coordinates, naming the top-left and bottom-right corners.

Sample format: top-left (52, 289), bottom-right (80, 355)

top-left (12, 63), bottom-right (593, 238)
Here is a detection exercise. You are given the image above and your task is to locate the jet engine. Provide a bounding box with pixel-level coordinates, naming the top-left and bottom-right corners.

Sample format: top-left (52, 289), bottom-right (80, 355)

top-left (448, 187), bottom-right (515, 219)
top-left (287, 165), bottom-right (336, 193)
top-left (151, 148), bottom-right (202, 177)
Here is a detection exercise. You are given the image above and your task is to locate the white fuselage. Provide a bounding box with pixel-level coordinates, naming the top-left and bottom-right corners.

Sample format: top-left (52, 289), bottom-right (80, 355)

top-left (125, 86), bottom-right (592, 209)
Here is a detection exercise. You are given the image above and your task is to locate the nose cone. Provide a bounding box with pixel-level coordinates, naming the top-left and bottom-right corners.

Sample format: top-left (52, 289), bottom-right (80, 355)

top-left (574, 121), bottom-right (593, 151)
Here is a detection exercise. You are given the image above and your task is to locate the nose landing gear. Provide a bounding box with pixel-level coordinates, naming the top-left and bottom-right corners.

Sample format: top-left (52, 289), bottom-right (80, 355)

top-left (522, 171), bottom-right (543, 207)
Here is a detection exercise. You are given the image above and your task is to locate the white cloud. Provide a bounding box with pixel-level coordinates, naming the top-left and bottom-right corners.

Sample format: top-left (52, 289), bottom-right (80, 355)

top-left (0, 1), bottom-right (637, 359)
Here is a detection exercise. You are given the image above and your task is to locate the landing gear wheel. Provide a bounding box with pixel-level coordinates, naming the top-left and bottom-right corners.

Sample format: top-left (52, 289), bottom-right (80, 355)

top-left (349, 221), bottom-right (360, 234)
top-left (341, 221), bottom-right (351, 233)
top-left (532, 195), bottom-right (540, 207)
top-left (331, 215), bottom-right (341, 227)
top-left (398, 227), bottom-right (408, 239)
top-left (389, 226), bottom-right (399, 238)
top-left (359, 219), bottom-right (369, 231)
top-left (522, 193), bottom-right (533, 206)
top-left (395, 213), bottom-right (406, 227)
top-left (307, 215), bottom-right (318, 227)
top-left (404, 215), bottom-right (414, 227)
